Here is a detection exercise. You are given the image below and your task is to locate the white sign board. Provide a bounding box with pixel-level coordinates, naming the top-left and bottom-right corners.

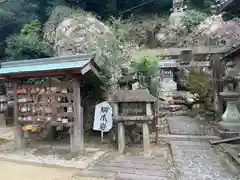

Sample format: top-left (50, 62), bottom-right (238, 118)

top-left (93, 101), bottom-right (113, 132)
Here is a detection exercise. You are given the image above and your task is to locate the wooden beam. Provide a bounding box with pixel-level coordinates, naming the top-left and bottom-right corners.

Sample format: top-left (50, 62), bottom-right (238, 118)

top-left (210, 136), bottom-right (240, 145)
top-left (71, 77), bottom-right (84, 153)
top-left (132, 46), bottom-right (231, 59)
top-left (2, 69), bottom-right (80, 79)
top-left (113, 116), bottom-right (153, 121)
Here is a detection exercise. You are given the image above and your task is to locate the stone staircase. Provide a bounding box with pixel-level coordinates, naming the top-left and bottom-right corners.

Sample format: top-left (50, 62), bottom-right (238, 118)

top-left (78, 151), bottom-right (177, 180)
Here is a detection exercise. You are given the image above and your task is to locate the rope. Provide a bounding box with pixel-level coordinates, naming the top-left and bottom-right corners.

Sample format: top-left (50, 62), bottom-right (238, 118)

top-left (115, 0), bottom-right (158, 17)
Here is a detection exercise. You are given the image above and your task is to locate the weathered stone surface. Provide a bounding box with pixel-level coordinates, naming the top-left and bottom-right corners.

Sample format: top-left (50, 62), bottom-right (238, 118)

top-left (167, 116), bottom-right (212, 135)
top-left (170, 141), bottom-right (239, 180)
top-left (185, 14), bottom-right (240, 47)
top-left (89, 151), bottom-right (176, 180)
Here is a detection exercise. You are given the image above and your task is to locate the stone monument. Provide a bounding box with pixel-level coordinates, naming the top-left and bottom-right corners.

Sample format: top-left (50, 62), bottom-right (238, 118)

top-left (219, 61), bottom-right (240, 133)
top-left (169, 0), bottom-right (186, 26)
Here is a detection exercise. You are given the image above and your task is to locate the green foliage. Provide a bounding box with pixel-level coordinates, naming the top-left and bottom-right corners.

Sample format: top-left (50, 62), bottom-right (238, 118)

top-left (131, 55), bottom-right (159, 94)
top-left (132, 56), bottom-right (158, 77)
top-left (0, 0), bottom-right (39, 40)
top-left (4, 20), bottom-right (53, 61)
top-left (123, 15), bottom-right (169, 48)
top-left (186, 69), bottom-right (213, 109)
top-left (66, 0), bottom-right (172, 19)
top-left (84, 18), bottom-right (135, 91)
top-left (20, 20), bottom-right (42, 35)
top-left (186, 0), bottom-right (216, 13)
top-left (182, 10), bottom-right (208, 32)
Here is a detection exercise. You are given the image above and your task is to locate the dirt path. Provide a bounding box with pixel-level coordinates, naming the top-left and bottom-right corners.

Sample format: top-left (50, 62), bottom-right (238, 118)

top-left (0, 160), bottom-right (97, 180)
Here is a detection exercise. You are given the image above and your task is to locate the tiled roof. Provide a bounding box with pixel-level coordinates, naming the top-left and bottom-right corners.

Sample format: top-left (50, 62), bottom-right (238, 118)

top-left (0, 54), bottom-right (96, 77)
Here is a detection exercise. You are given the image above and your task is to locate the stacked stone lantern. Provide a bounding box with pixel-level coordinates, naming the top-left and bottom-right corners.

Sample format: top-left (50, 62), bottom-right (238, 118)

top-left (112, 70), bottom-right (155, 154)
top-left (112, 89), bottom-right (155, 154)
top-left (219, 61), bottom-right (240, 132)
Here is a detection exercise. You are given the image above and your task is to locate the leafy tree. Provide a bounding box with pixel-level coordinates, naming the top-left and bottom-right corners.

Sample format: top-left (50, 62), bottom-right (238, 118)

top-left (131, 55), bottom-right (159, 95)
top-left (4, 20), bottom-right (53, 61)
top-left (182, 10), bottom-right (208, 33)
top-left (0, 0), bottom-right (38, 40)
top-left (186, 69), bottom-right (213, 110)
top-left (186, 0), bottom-right (216, 13)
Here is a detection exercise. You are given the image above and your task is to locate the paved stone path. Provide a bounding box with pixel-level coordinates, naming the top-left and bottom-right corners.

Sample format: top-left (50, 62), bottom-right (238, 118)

top-left (167, 116), bottom-right (214, 136)
top-left (88, 151), bottom-right (176, 180)
top-left (167, 116), bottom-right (239, 180)
top-left (171, 141), bottom-right (239, 180)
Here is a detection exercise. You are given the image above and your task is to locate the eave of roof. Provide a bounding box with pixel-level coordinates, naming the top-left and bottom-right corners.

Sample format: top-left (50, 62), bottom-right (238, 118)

top-left (219, 0), bottom-right (240, 15)
top-left (0, 54), bottom-right (100, 78)
top-left (221, 44), bottom-right (240, 61)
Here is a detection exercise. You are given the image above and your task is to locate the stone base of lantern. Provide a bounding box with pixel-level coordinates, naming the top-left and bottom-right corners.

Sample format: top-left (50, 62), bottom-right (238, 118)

top-left (218, 122), bottom-right (240, 133)
top-left (216, 127), bottom-right (240, 139)
top-left (219, 91), bottom-right (240, 133)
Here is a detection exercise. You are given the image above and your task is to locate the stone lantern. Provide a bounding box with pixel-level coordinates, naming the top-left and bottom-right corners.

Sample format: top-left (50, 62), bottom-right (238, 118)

top-left (219, 61), bottom-right (240, 132)
top-left (112, 89), bottom-right (156, 154)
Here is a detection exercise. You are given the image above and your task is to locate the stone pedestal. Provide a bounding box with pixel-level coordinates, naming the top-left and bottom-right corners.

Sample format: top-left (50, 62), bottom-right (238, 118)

top-left (219, 92), bottom-right (240, 132)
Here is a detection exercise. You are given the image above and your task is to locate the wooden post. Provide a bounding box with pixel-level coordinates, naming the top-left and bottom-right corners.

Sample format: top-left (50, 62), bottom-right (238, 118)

top-left (71, 77), bottom-right (84, 153)
top-left (211, 54), bottom-right (223, 115)
top-left (143, 103), bottom-right (151, 155)
top-left (12, 80), bottom-right (24, 149)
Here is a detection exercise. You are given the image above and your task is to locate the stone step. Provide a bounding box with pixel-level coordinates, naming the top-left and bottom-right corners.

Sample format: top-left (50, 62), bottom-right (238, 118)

top-left (150, 134), bottom-right (220, 142)
top-left (178, 171), bottom-right (238, 180)
top-left (94, 161), bottom-right (169, 171)
top-left (75, 170), bottom-right (115, 179)
top-left (115, 173), bottom-right (168, 180)
top-left (89, 166), bottom-right (168, 177)
top-left (116, 155), bottom-right (167, 163)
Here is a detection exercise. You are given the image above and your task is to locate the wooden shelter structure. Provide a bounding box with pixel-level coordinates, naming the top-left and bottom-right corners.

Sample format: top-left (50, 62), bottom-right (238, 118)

top-left (0, 54), bottom-right (101, 152)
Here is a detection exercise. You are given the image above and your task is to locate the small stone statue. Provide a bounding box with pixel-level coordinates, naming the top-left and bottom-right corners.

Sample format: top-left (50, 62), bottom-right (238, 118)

top-left (169, 0), bottom-right (186, 26)
top-left (118, 67), bottom-right (138, 90)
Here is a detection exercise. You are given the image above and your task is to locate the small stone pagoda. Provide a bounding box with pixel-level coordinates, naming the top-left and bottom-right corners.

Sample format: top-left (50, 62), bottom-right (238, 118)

top-left (112, 89), bottom-right (156, 154)
top-left (111, 69), bottom-right (155, 153)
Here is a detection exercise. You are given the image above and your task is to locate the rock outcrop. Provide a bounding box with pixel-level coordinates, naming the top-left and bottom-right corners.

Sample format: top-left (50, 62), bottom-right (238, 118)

top-left (182, 14), bottom-right (240, 47)
top-left (44, 6), bottom-right (111, 57)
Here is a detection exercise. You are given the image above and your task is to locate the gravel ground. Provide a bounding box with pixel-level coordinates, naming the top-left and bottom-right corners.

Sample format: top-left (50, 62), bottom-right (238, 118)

top-left (0, 160), bottom-right (107, 180)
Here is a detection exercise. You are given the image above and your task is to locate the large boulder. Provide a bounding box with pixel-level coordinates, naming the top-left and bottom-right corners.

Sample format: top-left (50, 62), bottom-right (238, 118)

top-left (182, 14), bottom-right (240, 47)
top-left (44, 6), bottom-right (111, 57)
